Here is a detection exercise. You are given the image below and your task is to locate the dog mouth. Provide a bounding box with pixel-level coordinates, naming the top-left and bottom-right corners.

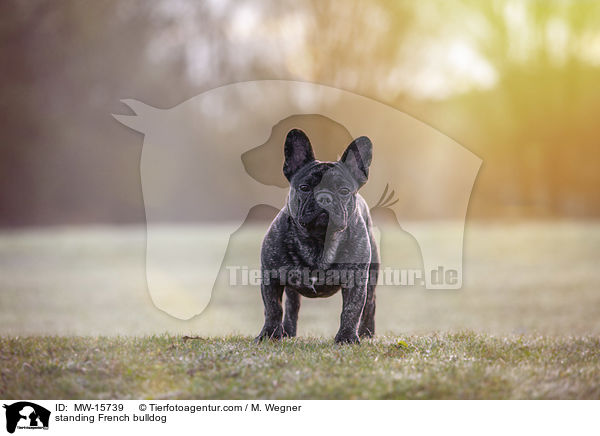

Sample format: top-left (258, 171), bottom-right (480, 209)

top-left (297, 208), bottom-right (347, 232)
top-left (298, 209), bottom-right (328, 229)
top-left (313, 211), bottom-right (330, 227)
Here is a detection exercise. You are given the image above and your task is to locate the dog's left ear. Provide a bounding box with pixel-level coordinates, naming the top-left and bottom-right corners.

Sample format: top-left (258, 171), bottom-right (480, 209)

top-left (340, 136), bottom-right (372, 187)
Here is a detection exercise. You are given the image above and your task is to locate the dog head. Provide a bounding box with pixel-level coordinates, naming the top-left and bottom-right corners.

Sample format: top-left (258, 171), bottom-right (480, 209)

top-left (283, 129), bottom-right (372, 234)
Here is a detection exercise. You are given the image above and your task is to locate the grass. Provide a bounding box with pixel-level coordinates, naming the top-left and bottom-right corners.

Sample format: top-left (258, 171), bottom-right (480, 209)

top-left (1, 332), bottom-right (599, 399)
top-left (1, 223), bottom-right (599, 399)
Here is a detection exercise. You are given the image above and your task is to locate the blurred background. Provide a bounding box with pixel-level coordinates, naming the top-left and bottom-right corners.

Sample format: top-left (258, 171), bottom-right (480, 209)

top-left (1, 0), bottom-right (599, 336)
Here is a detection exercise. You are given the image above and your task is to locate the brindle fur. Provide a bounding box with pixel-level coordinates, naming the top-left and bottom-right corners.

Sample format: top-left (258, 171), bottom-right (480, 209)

top-left (256, 129), bottom-right (379, 344)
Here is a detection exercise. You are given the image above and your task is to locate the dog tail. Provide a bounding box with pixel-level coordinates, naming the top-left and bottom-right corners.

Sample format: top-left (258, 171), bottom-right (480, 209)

top-left (371, 183), bottom-right (399, 210)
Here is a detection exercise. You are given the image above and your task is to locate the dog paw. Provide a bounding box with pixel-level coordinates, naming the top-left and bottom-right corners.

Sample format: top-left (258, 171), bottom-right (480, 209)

top-left (358, 327), bottom-right (374, 338)
top-left (255, 323), bottom-right (285, 342)
top-left (334, 329), bottom-right (360, 344)
top-left (282, 323), bottom-right (297, 338)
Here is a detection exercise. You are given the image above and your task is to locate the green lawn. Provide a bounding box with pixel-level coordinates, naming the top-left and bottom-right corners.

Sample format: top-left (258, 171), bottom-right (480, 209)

top-left (1, 332), bottom-right (599, 399)
top-left (1, 223), bottom-right (599, 399)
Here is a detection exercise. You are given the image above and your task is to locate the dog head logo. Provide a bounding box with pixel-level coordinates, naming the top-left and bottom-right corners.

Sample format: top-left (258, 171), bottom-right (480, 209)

top-left (3, 402), bottom-right (50, 434)
top-left (113, 80), bottom-right (481, 320)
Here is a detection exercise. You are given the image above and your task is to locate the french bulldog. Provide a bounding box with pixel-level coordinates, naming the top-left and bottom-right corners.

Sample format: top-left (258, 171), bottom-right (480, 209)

top-left (256, 129), bottom-right (379, 344)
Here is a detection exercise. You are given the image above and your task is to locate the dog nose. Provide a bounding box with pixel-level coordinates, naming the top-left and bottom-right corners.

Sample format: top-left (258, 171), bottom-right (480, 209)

top-left (316, 192), bottom-right (333, 207)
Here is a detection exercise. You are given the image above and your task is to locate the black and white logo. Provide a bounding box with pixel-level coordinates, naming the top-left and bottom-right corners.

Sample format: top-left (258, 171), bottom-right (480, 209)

top-left (3, 402), bottom-right (50, 434)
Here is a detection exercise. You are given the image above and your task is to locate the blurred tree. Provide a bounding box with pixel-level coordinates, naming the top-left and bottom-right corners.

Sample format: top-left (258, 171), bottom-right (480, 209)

top-left (0, 0), bottom-right (599, 225)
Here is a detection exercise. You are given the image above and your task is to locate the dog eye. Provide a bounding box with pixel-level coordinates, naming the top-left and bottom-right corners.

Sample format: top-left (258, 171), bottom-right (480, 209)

top-left (338, 187), bottom-right (351, 195)
top-left (299, 184), bottom-right (311, 192)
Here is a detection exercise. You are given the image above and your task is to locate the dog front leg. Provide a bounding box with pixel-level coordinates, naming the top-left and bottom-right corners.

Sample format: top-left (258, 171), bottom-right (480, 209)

top-left (255, 282), bottom-right (285, 342)
top-left (335, 277), bottom-right (368, 344)
top-left (283, 287), bottom-right (301, 337)
top-left (359, 256), bottom-right (379, 338)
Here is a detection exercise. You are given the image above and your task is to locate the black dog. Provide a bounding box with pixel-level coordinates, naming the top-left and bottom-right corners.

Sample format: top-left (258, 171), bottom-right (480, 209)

top-left (256, 129), bottom-right (379, 344)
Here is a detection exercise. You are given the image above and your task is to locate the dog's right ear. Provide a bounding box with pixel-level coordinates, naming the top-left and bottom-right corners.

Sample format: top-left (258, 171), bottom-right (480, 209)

top-left (283, 129), bottom-right (315, 181)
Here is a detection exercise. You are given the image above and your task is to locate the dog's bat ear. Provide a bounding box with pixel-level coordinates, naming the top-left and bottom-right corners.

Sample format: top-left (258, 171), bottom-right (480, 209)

top-left (283, 129), bottom-right (315, 181)
top-left (340, 136), bottom-right (372, 187)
